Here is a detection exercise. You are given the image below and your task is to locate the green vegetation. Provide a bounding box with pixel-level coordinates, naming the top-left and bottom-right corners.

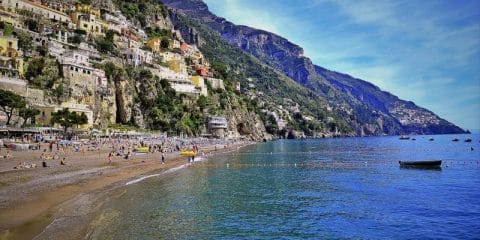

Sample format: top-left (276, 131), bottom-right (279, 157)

top-left (24, 19), bottom-right (39, 32)
top-left (78, 0), bottom-right (93, 4)
top-left (0, 89), bottom-right (26, 125)
top-left (16, 31), bottom-right (32, 53)
top-left (145, 27), bottom-right (170, 39)
top-left (25, 57), bottom-right (60, 89)
top-left (51, 108), bottom-right (88, 133)
top-left (95, 30), bottom-right (117, 54)
top-left (117, 0), bottom-right (169, 27)
top-left (2, 23), bottom-right (13, 36)
top-left (19, 107), bottom-right (40, 127)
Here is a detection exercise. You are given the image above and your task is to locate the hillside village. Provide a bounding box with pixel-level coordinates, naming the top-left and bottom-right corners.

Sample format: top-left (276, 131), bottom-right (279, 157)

top-left (0, 0), bottom-right (285, 140)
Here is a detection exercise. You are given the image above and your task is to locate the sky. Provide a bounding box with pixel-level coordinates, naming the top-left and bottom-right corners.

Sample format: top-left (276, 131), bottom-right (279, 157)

top-left (203, 0), bottom-right (480, 131)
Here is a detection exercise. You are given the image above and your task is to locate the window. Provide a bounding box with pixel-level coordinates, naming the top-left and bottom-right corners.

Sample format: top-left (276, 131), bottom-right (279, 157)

top-left (75, 68), bottom-right (78, 72)
top-left (83, 69), bottom-right (86, 74)
top-left (70, 66), bottom-right (73, 70)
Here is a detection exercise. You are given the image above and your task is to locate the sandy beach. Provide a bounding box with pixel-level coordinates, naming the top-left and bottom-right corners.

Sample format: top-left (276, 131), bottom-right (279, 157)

top-left (0, 139), bottom-right (253, 240)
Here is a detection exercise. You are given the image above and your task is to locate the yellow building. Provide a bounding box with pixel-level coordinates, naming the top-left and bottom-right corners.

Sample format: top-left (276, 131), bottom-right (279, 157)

top-left (75, 4), bottom-right (101, 17)
top-left (191, 76), bottom-right (208, 96)
top-left (0, 35), bottom-right (24, 78)
top-left (146, 38), bottom-right (161, 53)
top-left (1, 0), bottom-right (71, 23)
top-left (35, 103), bottom-right (93, 129)
top-left (71, 12), bottom-right (105, 36)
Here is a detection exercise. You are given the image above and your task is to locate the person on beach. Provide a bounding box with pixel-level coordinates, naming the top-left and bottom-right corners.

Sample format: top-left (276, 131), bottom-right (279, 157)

top-left (3, 150), bottom-right (11, 159)
top-left (161, 154), bottom-right (165, 164)
top-left (40, 149), bottom-right (47, 160)
top-left (108, 152), bottom-right (113, 164)
top-left (60, 157), bottom-right (66, 165)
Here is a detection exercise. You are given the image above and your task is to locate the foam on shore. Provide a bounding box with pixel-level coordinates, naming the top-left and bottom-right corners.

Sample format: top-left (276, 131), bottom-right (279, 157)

top-left (124, 157), bottom-right (209, 186)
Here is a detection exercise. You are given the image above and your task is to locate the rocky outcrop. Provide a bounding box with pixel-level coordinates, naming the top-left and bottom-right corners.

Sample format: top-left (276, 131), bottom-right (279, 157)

top-left (112, 71), bottom-right (133, 125)
top-left (226, 108), bottom-right (271, 141)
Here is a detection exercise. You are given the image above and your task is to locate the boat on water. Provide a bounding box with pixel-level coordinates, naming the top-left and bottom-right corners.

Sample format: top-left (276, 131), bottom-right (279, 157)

top-left (452, 138), bottom-right (459, 142)
top-left (465, 138), bottom-right (472, 142)
top-left (429, 138), bottom-right (434, 141)
top-left (399, 160), bottom-right (442, 168)
top-left (399, 135), bottom-right (410, 140)
top-left (411, 138), bottom-right (416, 141)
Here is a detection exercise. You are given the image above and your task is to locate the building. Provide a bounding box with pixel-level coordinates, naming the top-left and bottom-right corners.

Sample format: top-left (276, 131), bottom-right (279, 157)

top-left (92, 68), bottom-right (107, 89)
top-left (205, 77), bottom-right (224, 90)
top-left (190, 76), bottom-right (207, 96)
top-left (75, 4), bottom-right (100, 17)
top-left (0, 9), bottom-right (22, 28)
top-left (1, 0), bottom-right (72, 23)
top-left (147, 66), bottom-right (200, 96)
top-left (233, 81), bottom-right (241, 91)
top-left (146, 37), bottom-right (161, 53)
top-left (124, 48), bottom-right (152, 67)
top-left (196, 66), bottom-right (209, 77)
top-left (61, 50), bottom-right (90, 66)
top-left (71, 13), bottom-right (105, 36)
top-left (208, 116), bottom-right (228, 138)
top-left (103, 12), bottom-right (124, 33)
top-left (60, 50), bottom-right (95, 96)
top-left (168, 39), bottom-right (180, 49)
top-left (0, 34), bottom-right (24, 78)
top-left (34, 103), bottom-right (94, 129)
top-left (47, 40), bottom-right (66, 58)
top-left (41, 0), bottom-right (75, 15)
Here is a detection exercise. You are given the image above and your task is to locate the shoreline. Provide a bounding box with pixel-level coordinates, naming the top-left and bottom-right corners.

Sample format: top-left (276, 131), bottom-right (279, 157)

top-left (0, 140), bottom-right (256, 240)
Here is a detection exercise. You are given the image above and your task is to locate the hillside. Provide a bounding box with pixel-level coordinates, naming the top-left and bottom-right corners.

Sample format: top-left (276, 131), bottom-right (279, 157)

top-left (162, 0), bottom-right (466, 135)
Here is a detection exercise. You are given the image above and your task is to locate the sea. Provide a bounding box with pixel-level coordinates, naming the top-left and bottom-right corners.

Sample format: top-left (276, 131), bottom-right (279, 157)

top-left (90, 134), bottom-right (480, 239)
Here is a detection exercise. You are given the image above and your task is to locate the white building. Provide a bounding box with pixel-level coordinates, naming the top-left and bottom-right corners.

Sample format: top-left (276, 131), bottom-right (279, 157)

top-left (47, 40), bottom-right (66, 58)
top-left (92, 68), bottom-right (107, 89)
top-left (205, 77), bottom-right (224, 90)
top-left (61, 50), bottom-right (90, 66)
top-left (103, 13), bottom-right (125, 33)
top-left (124, 48), bottom-right (152, 67)
top-left (208, 116), bottom-right (228, 138)
top-left (1, 0), bottom-right (71, 23)
top-left (147, 66), bottom-right (199, 96)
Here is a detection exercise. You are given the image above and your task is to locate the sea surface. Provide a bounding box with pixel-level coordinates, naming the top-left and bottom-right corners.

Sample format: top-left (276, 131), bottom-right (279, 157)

top-left (91, 134), bottom-right (480, 239)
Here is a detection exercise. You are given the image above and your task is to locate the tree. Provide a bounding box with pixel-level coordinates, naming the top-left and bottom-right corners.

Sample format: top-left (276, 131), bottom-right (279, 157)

top-left (3, 24), bottom-right (13, 36)
top-left (24, 19), bottom-right (39, 32)
top-left (51, 108), bottom-right (88, 133)
top-left (75, 112), bottom-right (88, 128)
top-left (0, 89), bottom-right (26, 125)
top-left (16, 31), bottom-right (33, 53)
top-left (19, 107), bottom-right (40, 127)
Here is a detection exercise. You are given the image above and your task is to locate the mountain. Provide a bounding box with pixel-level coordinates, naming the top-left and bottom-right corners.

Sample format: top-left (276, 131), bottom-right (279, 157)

top-left (162, 0), bottom-right (466, 135)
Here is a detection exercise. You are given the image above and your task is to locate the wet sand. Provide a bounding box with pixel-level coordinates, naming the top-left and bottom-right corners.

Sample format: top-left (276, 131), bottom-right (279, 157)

top-left (0, 141), bottom-right (252, 240)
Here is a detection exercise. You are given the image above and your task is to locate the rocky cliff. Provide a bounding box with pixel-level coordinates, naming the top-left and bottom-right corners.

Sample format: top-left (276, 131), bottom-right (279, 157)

top-left (162, 0), bottom-right (466, 135)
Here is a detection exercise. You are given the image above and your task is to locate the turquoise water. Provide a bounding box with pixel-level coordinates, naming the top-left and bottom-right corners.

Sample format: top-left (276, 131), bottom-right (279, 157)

top-left (92, 135), bottom-right (480, 239)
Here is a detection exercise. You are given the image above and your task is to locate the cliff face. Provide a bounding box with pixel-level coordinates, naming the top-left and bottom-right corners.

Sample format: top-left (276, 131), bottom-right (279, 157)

top-left (162, 0), bottom-right (466, 135)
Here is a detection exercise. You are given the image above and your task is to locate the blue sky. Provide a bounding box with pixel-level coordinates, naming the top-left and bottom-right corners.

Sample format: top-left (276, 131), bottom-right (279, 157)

top-left (204, 0), bottom-right (480, 130)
